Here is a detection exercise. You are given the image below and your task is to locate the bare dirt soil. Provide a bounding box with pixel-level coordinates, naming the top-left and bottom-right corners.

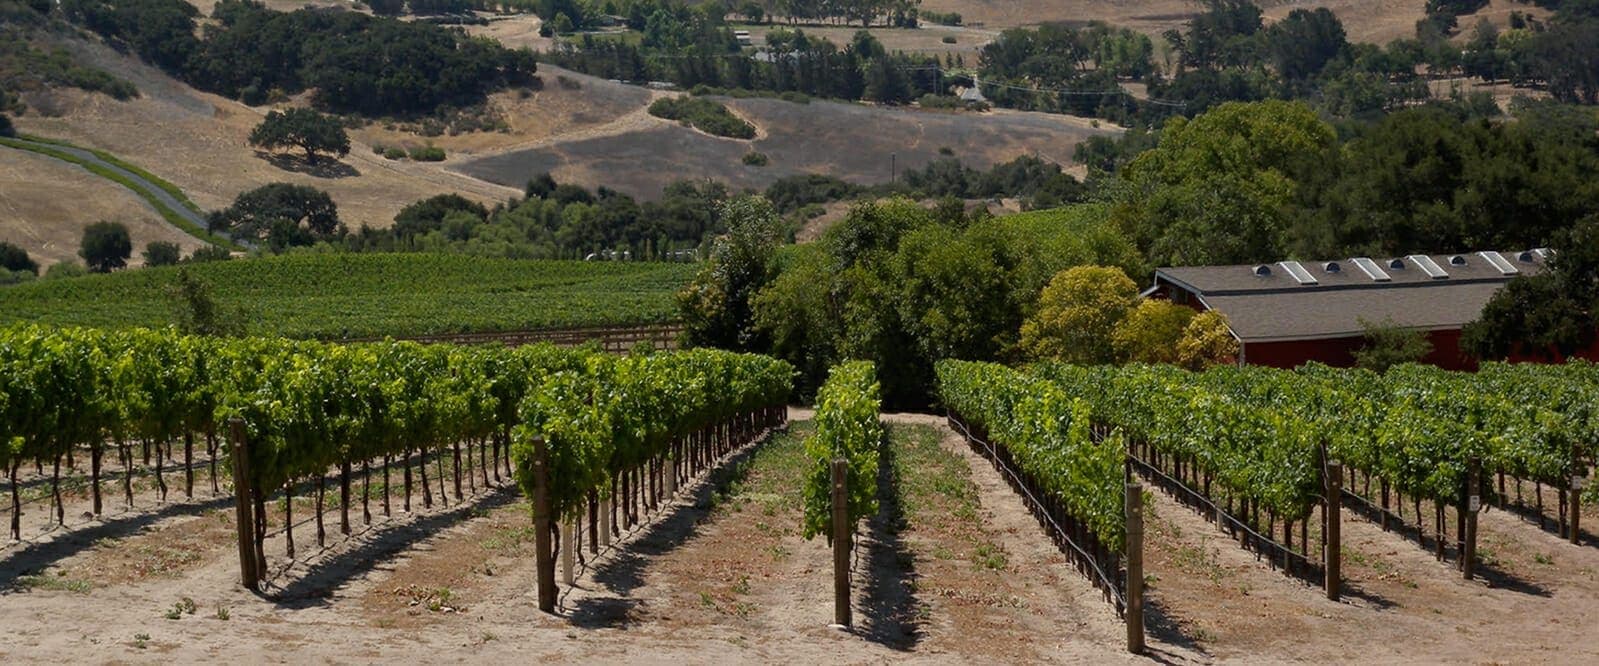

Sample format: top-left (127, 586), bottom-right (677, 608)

top-left (7, 414), bottom-right (1599, 662)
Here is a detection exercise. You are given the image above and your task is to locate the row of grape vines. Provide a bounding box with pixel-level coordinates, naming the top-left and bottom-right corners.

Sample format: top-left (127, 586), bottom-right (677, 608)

top-left (801, 361), bottom-right (883, 541)
top-left (935, 360), bottom-right (1131, 611)
top-left (1036, 360), bottom-right (1597, 579)
top-left (0, 324), bottom-right (794, 593)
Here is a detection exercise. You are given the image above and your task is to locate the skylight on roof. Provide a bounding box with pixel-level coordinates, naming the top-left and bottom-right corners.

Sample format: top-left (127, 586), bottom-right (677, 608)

top-left (1350, 257), bottom-right (1391, 282)
top-left (1407, 254), bottom-right (1449, 279)
top-left (1278, 260), bottom-right (1317, 285)
top-left (1478, 251), bottom-right (1519, 275)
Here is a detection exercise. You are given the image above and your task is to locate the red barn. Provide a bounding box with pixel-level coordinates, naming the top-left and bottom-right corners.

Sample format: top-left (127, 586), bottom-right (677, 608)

top-left (1147, 250), bottom-right (1555, 370)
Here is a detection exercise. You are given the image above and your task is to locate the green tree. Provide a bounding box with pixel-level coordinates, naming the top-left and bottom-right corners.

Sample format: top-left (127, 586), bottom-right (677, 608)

top-left (1464, 218), bottom-right (1599, 360)
top-left (1020, 265), bottom-right (1137, 363)
top-left (142, 241), bottom-right (182, 267)
top-left (167, 266), bottom-right (245, 336)
top-left (1352, 318), bottom-right (1434, 372)
top-left (1116, 100), bottom-right (1337, 267)
top-left (1112, 299), bottom-right (1197, 363)
top-left (1264, 8), bottom-right (1348, 83)
top-left (677, 196), bottom-right (785, 350)
top-left (248, 108), bottom-right (351, 165)
top-left (0, 240), bottom-right (38, 275)
top-left (79, 221), bottom-right (132, 273)
top-left (1176, 310), bottom-right (1238, 369)
top-left (366, 0), bottom-right (405, 15)
top-left (208, 183), bottom-right (343, 249)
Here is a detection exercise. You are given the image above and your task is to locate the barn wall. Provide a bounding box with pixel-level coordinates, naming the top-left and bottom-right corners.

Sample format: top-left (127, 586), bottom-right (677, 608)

top-left (1242, 329), bottom-right (1478, 371)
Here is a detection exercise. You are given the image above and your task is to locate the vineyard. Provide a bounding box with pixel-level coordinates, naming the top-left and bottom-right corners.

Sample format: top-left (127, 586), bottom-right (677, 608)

top-left (931, 358), bottom-right (1599, 634)
top-left (7, 321), bottom-right (1599, 660)
top-left (0, 254), bottom-right (695, 339)
top-left (0, 325), bottom-right (789, 597)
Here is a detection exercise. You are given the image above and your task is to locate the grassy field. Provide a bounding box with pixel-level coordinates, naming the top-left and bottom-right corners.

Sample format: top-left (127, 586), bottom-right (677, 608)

top-left (0, 253), bottom-right (695, 338)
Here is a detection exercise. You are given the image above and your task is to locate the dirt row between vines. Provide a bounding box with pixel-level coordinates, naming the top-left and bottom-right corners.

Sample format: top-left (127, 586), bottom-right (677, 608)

top-left (4, 414), bottom-right (1599, 662)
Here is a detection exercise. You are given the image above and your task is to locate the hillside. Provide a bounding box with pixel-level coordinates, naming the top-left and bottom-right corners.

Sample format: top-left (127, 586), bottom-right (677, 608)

top-left (0, 148), bottom-right (205, 267)
top-left (0, 254), bottom-right (695, 338)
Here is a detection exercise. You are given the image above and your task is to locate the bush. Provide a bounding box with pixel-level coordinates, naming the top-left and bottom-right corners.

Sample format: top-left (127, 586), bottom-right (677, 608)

top-left (142, 241), bottom-right (182, 267)
top-left (408, 145), bottom-right (446, 161)
top-left (742, 151), bottom-right (769, 166)
top-left (648, 96), bottom-right (757, 139)
top-left (0, 240), bottom-right (38, 274)
top-left (941, 35), bottom-right (956, 44)
top-left (0, 113), bottom-right (13, 138)
top-left (0, 267), bottom-right (35, 285)
top-left (44, 260), bottom-right (88, 279)
top-left (187, 245), bottom-right (233, 263)
top-left (383, 146), bottom-right (407, 160)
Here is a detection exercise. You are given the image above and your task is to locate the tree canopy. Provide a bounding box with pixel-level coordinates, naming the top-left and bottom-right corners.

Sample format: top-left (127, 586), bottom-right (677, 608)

top-left (79, 220), bottom-right (132, 272)
top-left (207, 183), bottom-right (342, 250)
top-left (248, 108), bottom-right (350, 164)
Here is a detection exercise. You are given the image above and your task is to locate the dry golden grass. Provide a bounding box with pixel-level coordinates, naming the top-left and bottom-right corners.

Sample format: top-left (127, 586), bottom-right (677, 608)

top-left (0, 149), bottom-right (206, 268)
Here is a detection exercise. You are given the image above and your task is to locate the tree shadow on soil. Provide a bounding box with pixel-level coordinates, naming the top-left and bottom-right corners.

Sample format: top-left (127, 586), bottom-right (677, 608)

top-left (268, 484), bottom-right (520, 607)
top-left (258, 151), bottom-right (360, 179)
top-left (565, 437), bottom-right (773, 629)
top-left (854, 437), bottom-right (923, 650)
top-left (0, 496), bottom-right (233, 586)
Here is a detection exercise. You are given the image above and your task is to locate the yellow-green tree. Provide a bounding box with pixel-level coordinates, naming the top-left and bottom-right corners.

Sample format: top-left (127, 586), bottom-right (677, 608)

top-left (1020, 266), bottom-right (1137, 363)
top-left (1176, 310), bottom-right (1239, 369)
top-left (1112, 299), bottom-right (1196, 363)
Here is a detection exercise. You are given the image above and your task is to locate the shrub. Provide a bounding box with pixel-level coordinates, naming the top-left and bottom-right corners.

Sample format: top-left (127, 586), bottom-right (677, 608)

top-left (923, 10), bottom-right (962, 25)
top-left (383, 146), bottom-right (407, 160)
top-left (0, 113), bottom-right (13, 138)
top-left (941, 35), bottom-right (956, 44)
top-left (187, 245), bottom-right (233, 263)
top-left (409, 145), bottom-right (446, 161)
top-left (647, 96), bottom-right (756, 139)
top-left (742, 151), bottom-right (769, 166)
top-left (0, 240), bottom-right (37, 274)
top-left (142, 241), bottom-right (182, 267)
top-left (45, 260), bottom-right (89, 279)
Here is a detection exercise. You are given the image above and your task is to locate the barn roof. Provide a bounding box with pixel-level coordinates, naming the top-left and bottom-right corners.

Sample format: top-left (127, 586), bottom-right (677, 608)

top-left (1154, 251), bottom-right (1549, 343)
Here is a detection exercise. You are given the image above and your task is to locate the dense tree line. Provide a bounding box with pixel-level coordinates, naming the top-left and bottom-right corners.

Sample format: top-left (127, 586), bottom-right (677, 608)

top-left (547, 25), bottom-right (941, 105)
top-left (1099, 98), bottom-right (1599, 269)
top-left (58, 0), bottom-right (535, 116)
top-left (682, 197), bottom-right (1142, 405)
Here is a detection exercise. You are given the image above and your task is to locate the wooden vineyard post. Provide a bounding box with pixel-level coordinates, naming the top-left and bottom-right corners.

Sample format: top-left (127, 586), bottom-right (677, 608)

top-left (561, 519), bottom-right (575, 587)
top-left (532, 437), bottom-right (556, 613)
top-left (1325, 460), bottom-right (1342, 601)
top-left (665, 451), bottom-right (677, 498)
top-left (831, 459), bottom-right (851, 628)
top-left (228, 418), bottom-right (259, 591)
top-left (1464, 458), bottom-right (1481, 580)
top-left (1571, 445), bottom-right (1584, 546)
top-left (1125, 482), bottom-right (1145, 654)
top-left (599, 495), bottom-right (612, 548)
